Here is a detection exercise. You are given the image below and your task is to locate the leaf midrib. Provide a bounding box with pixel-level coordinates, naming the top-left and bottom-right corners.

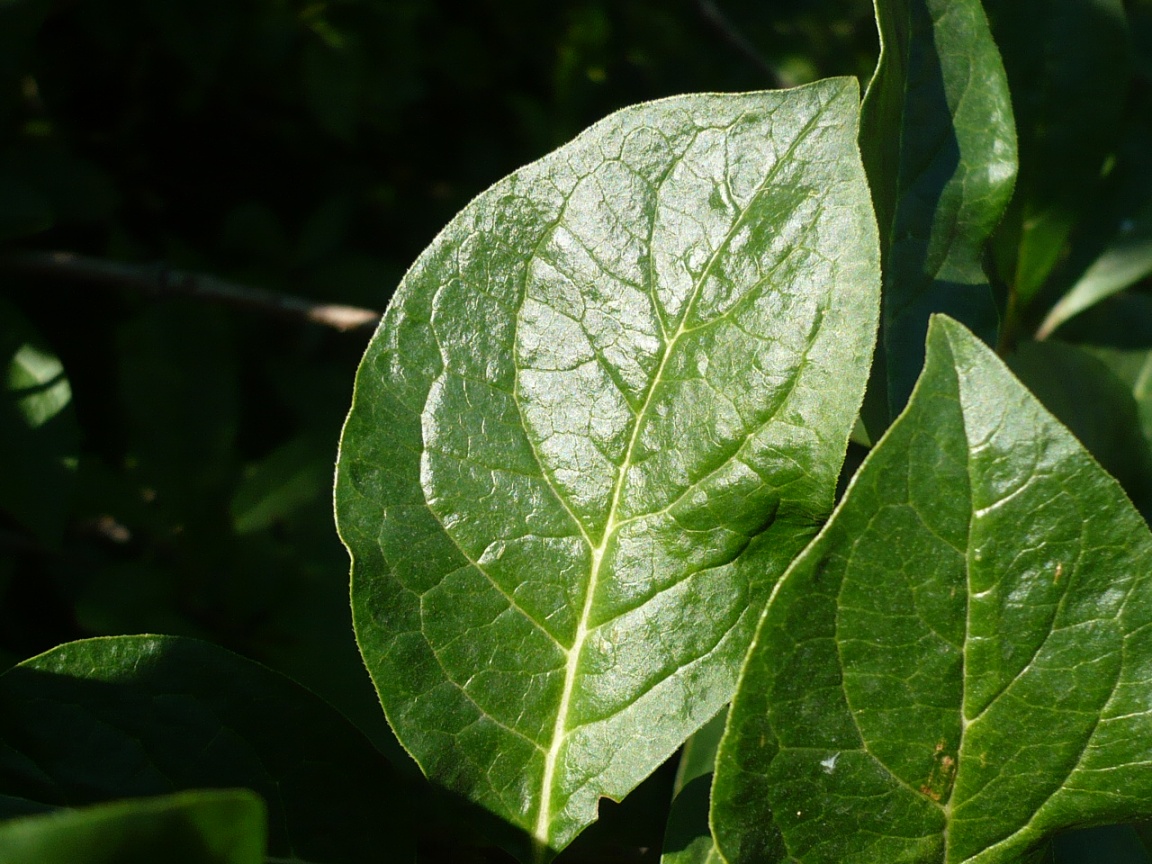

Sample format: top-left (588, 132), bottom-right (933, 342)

top-left (530, 101), bottom-right (828, 852)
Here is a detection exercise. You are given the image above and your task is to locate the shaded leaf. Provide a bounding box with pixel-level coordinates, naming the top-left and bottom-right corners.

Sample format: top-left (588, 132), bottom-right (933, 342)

top-left (713, 316), bottom-right (1152, 863)
top-left (985, 0), bottom-right (1129, 306)
top-left (1084, 346), bottom-right (1152, 446)
top-left (230, 434), bottom-right (330, 534)
top-left (0, 635), bottom-right (412, 864)
top-left (859, 0), bottom-right (1015, 431)
top-left (1039, 204), bottom-right (1152, 337)
top-left (1052, 824), bottom-right (1152, 864)
top-left (1007, 340), bottom-right (1152, 519)
top-left (1036, 106), bottom-right (1152, 337)
top-left (0, 789), bottom-right (265, 864)
top-left (661, 709), bottom-right (727, 864)
top-left (1053, 293), bottom-right (1152, 350)
top-left (0, 297), bottom-right (78, 545)
top-left (336, 79), bottom-right (880, 859)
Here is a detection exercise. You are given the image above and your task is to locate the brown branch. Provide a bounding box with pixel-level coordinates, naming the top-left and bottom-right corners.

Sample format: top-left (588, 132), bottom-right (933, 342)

top-left (695, 0), bottom-right (783, 88)
top-left (2, 251), bottom-right (382, 332)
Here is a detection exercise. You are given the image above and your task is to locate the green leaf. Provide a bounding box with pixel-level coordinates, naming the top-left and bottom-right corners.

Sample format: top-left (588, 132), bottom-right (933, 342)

top-left (336, 78), bottom-right (880, 859)
top-left (1053, 293), bottom-right (1152, 350)
top-left (0, 297), bottom-right (78, 545)
top-left (1036, 107), bottom-right (1152, 338)
top-left (231, 434), bottom-right (330, 534)
top-left (1006, 340), bottom-right (1152, 519)
top-left (661, 710), bottom-right (727, 864)
top-left (661, 772), bottom-right (723, 864)
top-left (859, 0), bottom-right (1016, 430)
top-left (985, 0), bottom-right (1130, 305)
top-left (1038, 200), bottom-right (1152, 338)
top-left (713, 316), bottom-right (1152, 863)
top-left (1083, 346), bottom-right (1152, 446)
top-left (0, 789), bottom-right (265, 864)
top-left (0, 635), bottom-right (412, 864)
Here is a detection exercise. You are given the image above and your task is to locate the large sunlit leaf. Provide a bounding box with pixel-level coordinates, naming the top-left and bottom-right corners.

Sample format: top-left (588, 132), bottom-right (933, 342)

top-left (0, 635), bottom-right (411, 864)
top-left (713, 316), bottom-right (1152, 863)
top-left (0, 789), bottom-right (265, 864)
top-left (336, 78), bottom-right (880, 859)
top-left (859, 0), bottom-right (1016, 432)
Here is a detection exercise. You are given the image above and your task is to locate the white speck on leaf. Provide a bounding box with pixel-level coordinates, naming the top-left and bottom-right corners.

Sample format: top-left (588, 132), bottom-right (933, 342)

top-left (820, 753), bottom-right (839, 774)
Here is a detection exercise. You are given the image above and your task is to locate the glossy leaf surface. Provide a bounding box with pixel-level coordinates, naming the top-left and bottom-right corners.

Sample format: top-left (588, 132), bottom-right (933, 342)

top-left (713, 316), bottom-right (1152, 863)
top-left (0, 636), bottom-right (410, 864)
top-left (859, 0), bottom-right (1015, 430)
top-left (336, 78), bottom-right (880, 857)
top-left (0, 789), bottom-right (265, 864)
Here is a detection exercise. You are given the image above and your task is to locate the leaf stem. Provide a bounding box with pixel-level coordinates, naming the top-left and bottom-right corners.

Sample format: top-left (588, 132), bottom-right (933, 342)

top-left (1, 251), bottom-right (381, 332)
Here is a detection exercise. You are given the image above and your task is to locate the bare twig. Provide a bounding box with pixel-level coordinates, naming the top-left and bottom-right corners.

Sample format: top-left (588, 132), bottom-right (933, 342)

top-left (2, 251), bottom-right (382, 332)
top-left (695, 0), bottom-right (783, 88)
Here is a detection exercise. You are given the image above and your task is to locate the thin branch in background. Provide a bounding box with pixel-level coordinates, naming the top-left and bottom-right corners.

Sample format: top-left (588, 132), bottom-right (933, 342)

top-left (695, 0), bottom-right (783, 89)
top-left (1, 251), bottom-right (382, 332)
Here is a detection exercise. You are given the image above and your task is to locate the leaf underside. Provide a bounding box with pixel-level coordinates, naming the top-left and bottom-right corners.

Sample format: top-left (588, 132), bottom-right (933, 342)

top-left (713, 316), bottom-right (1152, 864)
top-left (336, 77), bottom-right (880, 857)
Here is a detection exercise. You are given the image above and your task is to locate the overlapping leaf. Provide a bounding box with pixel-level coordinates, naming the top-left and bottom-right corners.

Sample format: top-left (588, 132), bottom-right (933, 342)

top-left (0, 635), bottom-right (410, 864)
top-left (336, 78), bottom-right (880, 858)
top-left (1007, 341), bottom-right (1152, 520)
top-left (661, 709), bottom-right (727, 864)
top-left (713, 316), bottom-right (1152, 863)
top-left (858, 0), bottom-right (1016, 432)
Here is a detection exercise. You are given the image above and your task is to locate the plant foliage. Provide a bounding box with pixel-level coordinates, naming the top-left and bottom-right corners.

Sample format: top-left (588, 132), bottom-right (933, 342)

top-left (2, 0), bottom-right (1152, 862)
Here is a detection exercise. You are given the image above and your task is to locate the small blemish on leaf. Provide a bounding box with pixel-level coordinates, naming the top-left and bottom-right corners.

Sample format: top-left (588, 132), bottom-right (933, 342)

top-left (919, 740), bottom-right (957, 803)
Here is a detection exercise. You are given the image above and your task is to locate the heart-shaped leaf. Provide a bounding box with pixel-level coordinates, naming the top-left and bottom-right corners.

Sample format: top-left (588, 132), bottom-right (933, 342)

top-left (713, 316), bottom-right (1152, 863)
top-left (336, 78), bottom-right (880, 858)
top-left (858, 0), bottom-right (1016, 431)
top-left (0, 635), bottom-right (410, 864)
